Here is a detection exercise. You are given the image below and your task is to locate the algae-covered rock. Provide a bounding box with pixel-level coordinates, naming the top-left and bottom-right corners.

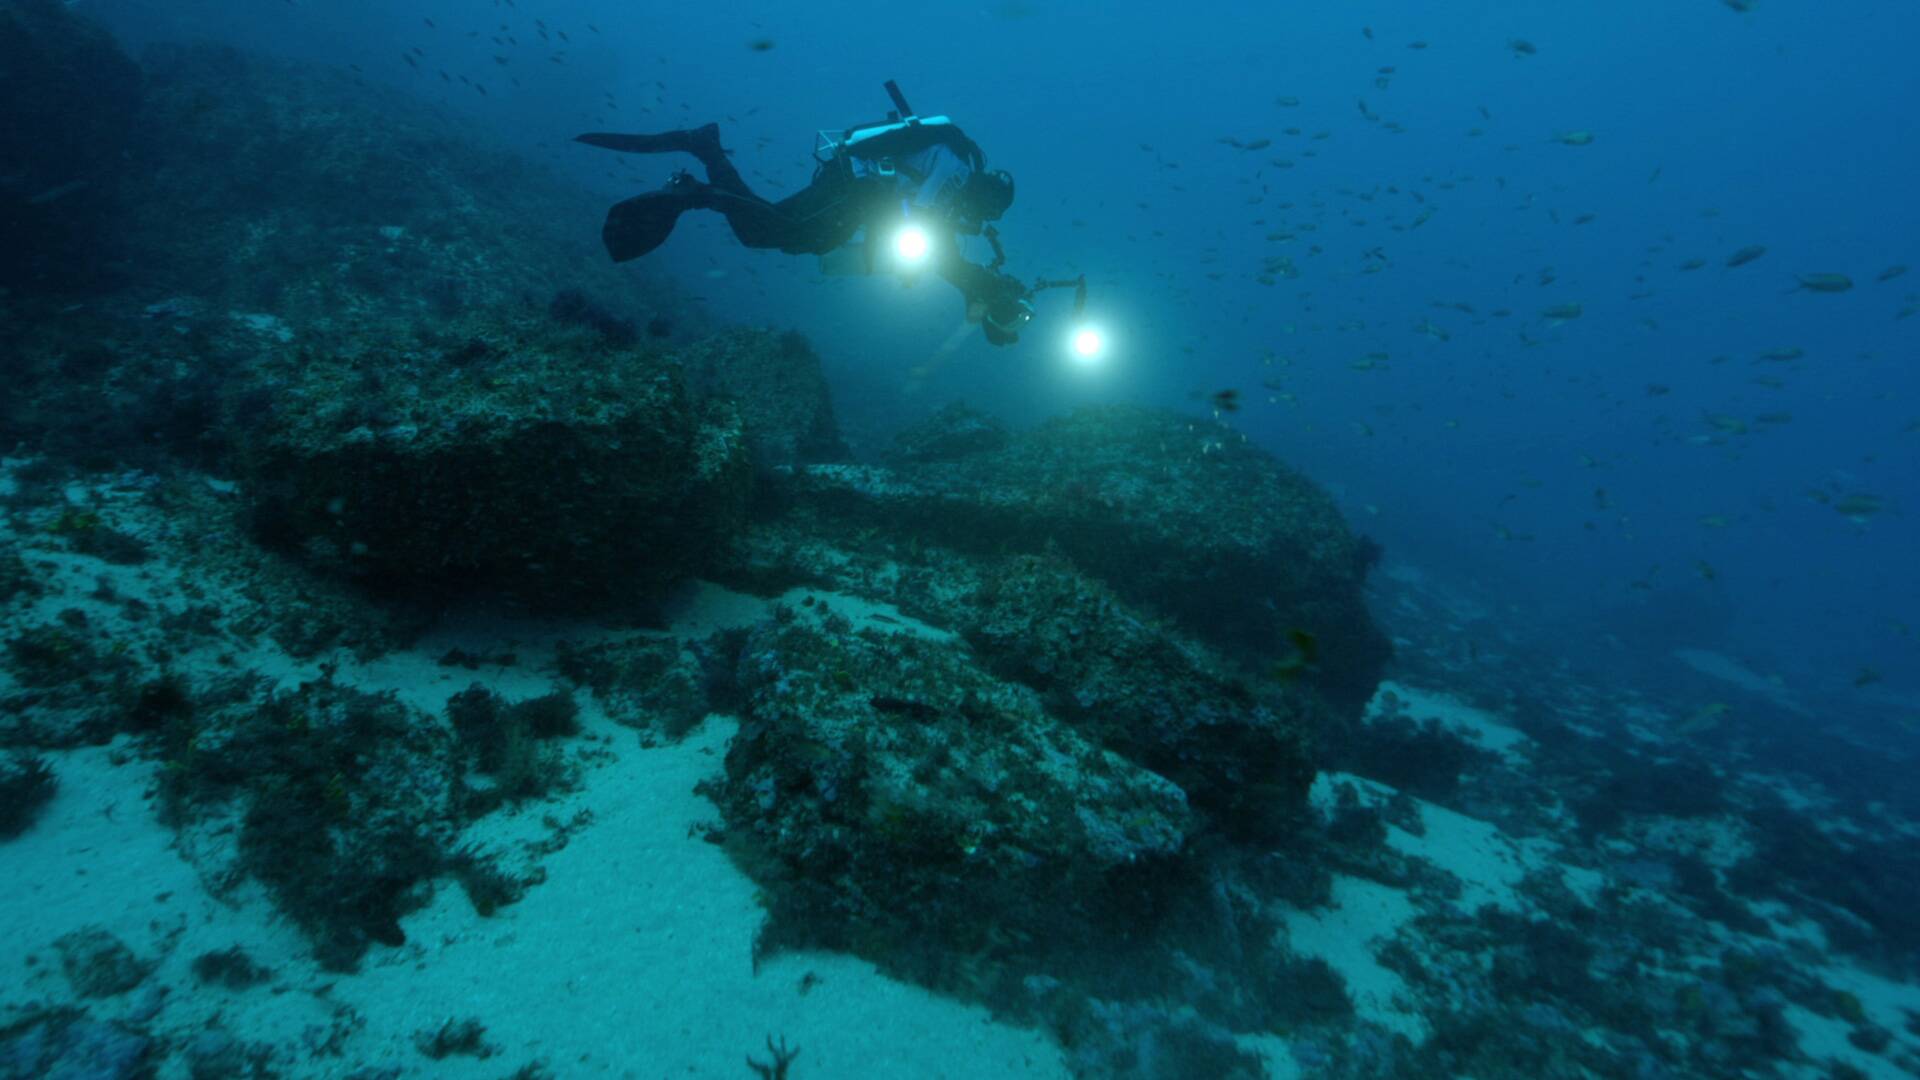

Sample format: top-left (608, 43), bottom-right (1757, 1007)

top-left (713, 612), bottom-right (1194, 958)
top-left (676, 328), bottom-right (847, 467)
top-left (53, 927), bottom-right (152, 998)
top-left (721, 536), bottom-right (1323, 843)
top-left (552, 634), bottom-right (711, 739)
top-left (888, 401), bottom-right (1010, 463)
top-left (239, 311), bottom-right (750, 614)
top-left (160, 677), bottom-right (466, 970)
top-left (0, 0), bottom-right (143, 291)
top-left (956, 553), bottom-right (1321, 844)
top-left (779, 405), bottom-right (1390, 708)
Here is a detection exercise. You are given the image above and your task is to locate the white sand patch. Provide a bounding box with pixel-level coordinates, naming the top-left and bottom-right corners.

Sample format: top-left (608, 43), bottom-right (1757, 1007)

top-left (1782, 1002), bottom-right (1903, 1079)
top-left (1, 741), bottom-right (345, 1059)
top-left (661, 580), bottom-right (776, 638)
top-left (1369, 681), bottom-right (1531, 763)
top-left (1311, 769), bottom-right (1579, 913)
top-left (1280, 876), bottom-right (1424, 1041)
top-left (1393, 800), bottom-right (1542, 913)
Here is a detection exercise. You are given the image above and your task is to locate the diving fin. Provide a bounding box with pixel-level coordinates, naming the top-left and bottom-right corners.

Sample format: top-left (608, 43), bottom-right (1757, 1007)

top-left (601, 188), bottom-right (695, 261)
top-left (576, 123), bottom-right (723, 159)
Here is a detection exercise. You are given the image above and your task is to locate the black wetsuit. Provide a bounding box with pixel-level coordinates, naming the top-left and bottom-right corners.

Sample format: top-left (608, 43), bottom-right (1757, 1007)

top-left (578, 121), bottom-right (1029, 343)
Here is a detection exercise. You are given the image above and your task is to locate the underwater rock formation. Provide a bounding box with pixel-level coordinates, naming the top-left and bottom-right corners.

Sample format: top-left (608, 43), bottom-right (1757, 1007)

top-left (676, 329), bottom-right (848, 468)
top-left (775, 404), bottom-right (1391, 708)
top-left (237, 311), bottom-right (751, 614)
top-left (921, 551), bottom-right (1321, 844)
top-left (886, 400), bottom-right (1011, 463)
top-left (710, 611), bottom-right (1196, 962)
top-left (0, 0), bottom-right (143, 291)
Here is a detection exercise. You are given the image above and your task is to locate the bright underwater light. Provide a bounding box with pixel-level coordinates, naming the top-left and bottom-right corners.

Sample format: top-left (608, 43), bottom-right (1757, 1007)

top-left (893, 224), bottom-right (931, 264)
top-left (1069, 324), bottom-right (1106, 363)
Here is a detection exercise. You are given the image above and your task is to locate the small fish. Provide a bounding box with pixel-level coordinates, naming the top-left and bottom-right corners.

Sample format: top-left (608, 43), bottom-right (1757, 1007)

top-left (1832, 493), bottom-right (1883, 522)
top-left (1791, 273), bottom-right (1853, 294)
top-left (26, 179), bottom-right (88, 206)
top-left (1541, 302), bottom-right (1583, 323)
top-left (1853, 667), bottom-right (1883, 689)
top-left (747, 38), bottom-right (776, 52)
top-left (1509, 39), bottom-right (1537, 56)
top-left (1756, 347), bottom-right (1805, 362)
top-left (1271, 629), bottom-right (1320, 684)
top-left (1645, 384), bottom-right (1670, 396)
top-left (1725, 245), bottom-right (1767, 268)
top-left (1275, 96), bottom-right (1301, 107)
top-left (1210, 389), bottom-right (1241, 413)
top-left (1552, 130), bottom-right (1595, 147)
top-left (1877, 265), bottom-right (1908, 282)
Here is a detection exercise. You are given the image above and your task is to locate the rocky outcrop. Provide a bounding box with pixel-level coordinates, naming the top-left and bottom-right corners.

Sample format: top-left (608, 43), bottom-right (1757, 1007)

top-left (773, 405), bottom-right (1391, 709)
top-left (710, 611), bottom-right (1196, 958)
top-left (676, 329), bottom-right (847, 467)
top-left (238, 311), bottom-right (751, 615)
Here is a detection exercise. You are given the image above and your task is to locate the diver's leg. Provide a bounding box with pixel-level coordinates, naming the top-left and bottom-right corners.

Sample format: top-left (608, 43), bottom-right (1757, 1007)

top-left (749, 171), bottom-right (863, 255)
top-left (577, 122), bottom-right (753, 194)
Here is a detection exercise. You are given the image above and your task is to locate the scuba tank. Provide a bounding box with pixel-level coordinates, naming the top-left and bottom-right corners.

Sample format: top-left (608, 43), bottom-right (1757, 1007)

top-left (816, 81), bottom-right (961, 279)
top-left (814, 80), bottom-right (985, 180)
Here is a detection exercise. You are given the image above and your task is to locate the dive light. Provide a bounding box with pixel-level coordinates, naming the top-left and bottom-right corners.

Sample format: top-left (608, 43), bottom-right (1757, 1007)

top-left (893, 223), bottom-right (931, 265)
top-left (1033, 274), bottom-right (1105, 363)
top-left (1070, 325), bottom-right (1107, 362)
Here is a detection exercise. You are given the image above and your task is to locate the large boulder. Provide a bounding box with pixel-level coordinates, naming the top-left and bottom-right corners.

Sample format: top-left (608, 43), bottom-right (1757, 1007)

top-left (775, 405), bottom-right (1390, 709)
top-left (713, 612), bottom-right (1195, 960)
top-left (676, 329), bottom-right (847, 467)
top-left (946, 553), bottom-right (1322, 844)
top-left (239, 311), bottom-right (751, 615)
top-left (0, 0), bottom-right (143, 291)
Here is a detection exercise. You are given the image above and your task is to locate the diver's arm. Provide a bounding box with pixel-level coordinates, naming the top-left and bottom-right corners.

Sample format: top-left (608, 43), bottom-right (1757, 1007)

top-left (935, 248), bottom-right (1031, 345)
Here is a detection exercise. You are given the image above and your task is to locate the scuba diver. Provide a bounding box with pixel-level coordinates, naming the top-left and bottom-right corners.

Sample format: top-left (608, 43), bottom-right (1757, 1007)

top-left (577, 81), bottom-right (1037, 346)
